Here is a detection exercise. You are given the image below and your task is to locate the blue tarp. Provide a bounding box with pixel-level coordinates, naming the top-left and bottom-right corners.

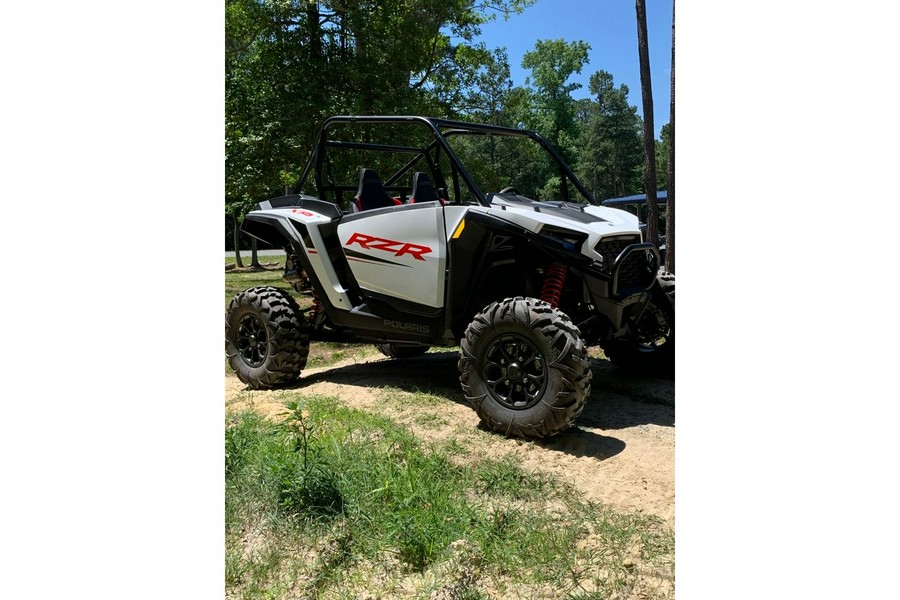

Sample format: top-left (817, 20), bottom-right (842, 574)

top-left (601, 190), bottom-right (667, 205)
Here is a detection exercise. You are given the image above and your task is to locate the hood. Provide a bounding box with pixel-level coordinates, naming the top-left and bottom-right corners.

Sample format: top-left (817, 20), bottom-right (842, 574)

top-left (487, 194), bottom-right (640, 235)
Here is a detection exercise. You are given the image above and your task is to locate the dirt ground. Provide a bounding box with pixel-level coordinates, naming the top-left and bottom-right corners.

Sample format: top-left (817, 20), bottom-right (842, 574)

top-left (225, 348), bottom-right (675, 526)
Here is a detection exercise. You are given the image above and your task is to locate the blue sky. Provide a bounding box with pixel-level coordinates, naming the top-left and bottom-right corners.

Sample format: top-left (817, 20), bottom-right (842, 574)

top-left (475, 0), bottom-right (673, 139)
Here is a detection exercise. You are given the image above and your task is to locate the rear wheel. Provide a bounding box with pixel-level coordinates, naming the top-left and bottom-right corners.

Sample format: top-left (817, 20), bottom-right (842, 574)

top-left (225, 286), bottom-right (309, 389)
top-left (459, 297), bottom-right (591, 439)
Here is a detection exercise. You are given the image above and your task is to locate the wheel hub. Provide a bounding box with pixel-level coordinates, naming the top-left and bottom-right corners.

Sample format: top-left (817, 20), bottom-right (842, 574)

top-left (482, 334), bottom-right (548, 410)
top-left (505, 363), bottom-right (522, 378)
top-left (236, 313), bottom-right (268, 368)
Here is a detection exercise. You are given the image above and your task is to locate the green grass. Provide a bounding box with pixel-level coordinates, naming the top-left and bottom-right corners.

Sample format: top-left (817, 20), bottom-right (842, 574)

top-left (378, 385), bottom-right (447, 408)
top-left (304, 342), bottom-right (379, 369)
top-left (225, 253), bottom-right (285, 266)
top-left (225, 395), bottom-right (674, 599)
top-left (225, 260), bottom-right (290, 307)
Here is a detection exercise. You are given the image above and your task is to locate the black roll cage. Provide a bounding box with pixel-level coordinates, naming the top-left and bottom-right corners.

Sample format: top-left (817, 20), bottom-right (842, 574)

top-left (291, 115), bottom-right (599, 207)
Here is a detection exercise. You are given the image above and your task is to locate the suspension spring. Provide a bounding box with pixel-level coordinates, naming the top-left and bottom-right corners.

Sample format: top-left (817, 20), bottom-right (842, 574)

top-left (308, 294), bottom-right (324, 326)
top-left (540, 262), bottom-right (568, 309)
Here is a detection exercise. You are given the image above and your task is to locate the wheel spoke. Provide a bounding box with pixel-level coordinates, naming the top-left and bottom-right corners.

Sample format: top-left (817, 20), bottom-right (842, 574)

top-left (236, 313), bottom-right (268, 368)
top-left (497, 343), bottom-right (515, 363)
top-left (482, 333), bottom-right (548, 411)
top-left (487, 379), bottom-right (509, 400)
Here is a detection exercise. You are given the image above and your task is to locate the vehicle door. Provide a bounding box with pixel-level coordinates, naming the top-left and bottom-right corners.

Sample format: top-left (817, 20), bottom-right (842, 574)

top-left (337, 202), bottom-right (447, 308)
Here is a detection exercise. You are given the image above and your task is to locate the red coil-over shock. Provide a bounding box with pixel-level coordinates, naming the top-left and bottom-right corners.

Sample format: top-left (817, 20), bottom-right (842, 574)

top-left (308, 294), bottom-right (324, 326)
top-left (540, 262), bottom-right (568, 309)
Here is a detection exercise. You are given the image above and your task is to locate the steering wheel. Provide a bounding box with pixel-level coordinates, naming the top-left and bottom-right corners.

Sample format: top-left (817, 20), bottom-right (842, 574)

top-left (498, 186), bottom-right (520, 195)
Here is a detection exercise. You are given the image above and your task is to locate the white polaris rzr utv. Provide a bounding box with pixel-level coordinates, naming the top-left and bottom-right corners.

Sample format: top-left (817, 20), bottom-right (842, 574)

top-left (226, 116), bottom-right (674, 439)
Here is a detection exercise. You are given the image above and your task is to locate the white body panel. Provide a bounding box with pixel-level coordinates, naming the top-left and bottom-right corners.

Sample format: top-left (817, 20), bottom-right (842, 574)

top-left (468, 201), bottom-right (644, 265)
top-left (272, 208), bottom-right (353, 309)
top-left (337, 202), bottom-right (447, 308)
top-left (252, 198), bottom-right (646, 313)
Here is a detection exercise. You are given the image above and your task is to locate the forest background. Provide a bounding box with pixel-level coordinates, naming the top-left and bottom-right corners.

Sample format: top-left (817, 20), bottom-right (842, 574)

top-left (225, 0), bottom-right (673, 250)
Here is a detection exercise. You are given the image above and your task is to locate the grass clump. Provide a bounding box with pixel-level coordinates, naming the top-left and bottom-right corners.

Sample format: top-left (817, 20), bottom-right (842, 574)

top-left (274, 402), bottom-right (344, 518)
top-left (225, 396), bottom-right (674, 599)
top-left (474, 454), bottom-right (554, 501)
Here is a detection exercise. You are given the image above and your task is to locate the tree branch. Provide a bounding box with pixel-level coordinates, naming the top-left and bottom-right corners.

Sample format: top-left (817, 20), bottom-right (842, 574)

top-left (410, 29), bottom-right (444, 90)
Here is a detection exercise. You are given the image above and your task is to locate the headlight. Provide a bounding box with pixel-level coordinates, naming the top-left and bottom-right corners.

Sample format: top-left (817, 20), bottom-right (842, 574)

top-left (538, 226), bottom-right (587, 252)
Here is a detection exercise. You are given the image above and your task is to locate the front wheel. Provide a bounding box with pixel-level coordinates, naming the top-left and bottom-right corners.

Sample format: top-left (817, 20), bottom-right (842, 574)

top-left (458, 297), bottom-right (591, 439)
top-left (604, 273), bottom-right (674, 375)
top-left (225, 286), bottom-right (309, 389)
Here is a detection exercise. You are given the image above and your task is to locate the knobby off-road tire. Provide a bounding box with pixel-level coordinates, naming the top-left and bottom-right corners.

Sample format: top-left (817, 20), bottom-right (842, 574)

top-left (225, 286), bottom-right (309, 389)
top-left (458, 297), bottom-right (592, 439)
top-left (605, 273), bottom-right (675, 375)
top-left (376, 343), bottom-right (431, 359)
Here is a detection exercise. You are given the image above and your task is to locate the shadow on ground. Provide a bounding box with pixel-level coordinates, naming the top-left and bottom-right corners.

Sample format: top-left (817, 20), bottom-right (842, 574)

top-left (579, 357), bottom-right (675, 430)
top-left (534, 426), bottom-right (628, 459)
top-left (297, 351), bottom-right (466, 404)
top-left (291, 350), bottom-right (674, 462)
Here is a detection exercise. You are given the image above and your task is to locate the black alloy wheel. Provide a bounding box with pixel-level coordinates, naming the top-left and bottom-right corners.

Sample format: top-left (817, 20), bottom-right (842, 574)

top-left (459, 296), bottom-right (591, 439)
top-left (236, 313), bottom-right (269, 368)
top-left (225, 286), bottom-right (309, 389)
top-left (481, 334), bottom-right (548, 410)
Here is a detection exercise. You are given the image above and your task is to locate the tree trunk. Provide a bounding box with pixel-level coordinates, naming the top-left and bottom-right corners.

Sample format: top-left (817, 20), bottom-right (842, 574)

top-left (306, 1), bottom-right (326, 132)
top-left (250, 238), bottom-right (261, 269)
top-left (665, 0), bottom-right (676, 274)
top-left (232, 208), bottom-right (244, 268)
top-left (635, 0), bottom-right (659, 248)
top-left (307, 1), bottom-right (322, 62)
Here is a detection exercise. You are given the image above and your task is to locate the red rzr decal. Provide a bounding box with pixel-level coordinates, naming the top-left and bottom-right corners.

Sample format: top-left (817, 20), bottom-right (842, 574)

top-left (345, 232), bottom-right (432, 261)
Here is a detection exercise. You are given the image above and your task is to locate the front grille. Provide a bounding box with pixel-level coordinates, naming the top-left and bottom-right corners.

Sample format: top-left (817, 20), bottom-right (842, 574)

top-left (617, 251), bottom-right (654, 292)
top-left (595, 235), bottom-right (641, 274)
top-left (595, 235), bottom-right (656, 295)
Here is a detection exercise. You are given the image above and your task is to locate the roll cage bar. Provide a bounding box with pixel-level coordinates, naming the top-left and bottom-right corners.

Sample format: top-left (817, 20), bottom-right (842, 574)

top-left (291, 115), bottom-right (599, 207)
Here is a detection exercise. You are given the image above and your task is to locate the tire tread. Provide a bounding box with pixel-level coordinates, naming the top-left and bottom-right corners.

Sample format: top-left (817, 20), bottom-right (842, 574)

top-left (225, 286), bottom-right (309, 389)
top-left (458, 296), bottom-right (591, 439)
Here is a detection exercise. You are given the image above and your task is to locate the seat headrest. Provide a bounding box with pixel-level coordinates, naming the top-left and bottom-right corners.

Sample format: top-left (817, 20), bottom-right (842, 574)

top-left (355, 168), bottom-right (395, 211)
top-left (410, 172), bottom-right (439, 204)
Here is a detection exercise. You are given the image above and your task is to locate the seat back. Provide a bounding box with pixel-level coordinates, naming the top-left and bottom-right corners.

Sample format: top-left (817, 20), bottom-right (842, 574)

top-left (354, 168), bottom-right (396, 211)
top-left (409, 171), bottom-right (439, 204)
